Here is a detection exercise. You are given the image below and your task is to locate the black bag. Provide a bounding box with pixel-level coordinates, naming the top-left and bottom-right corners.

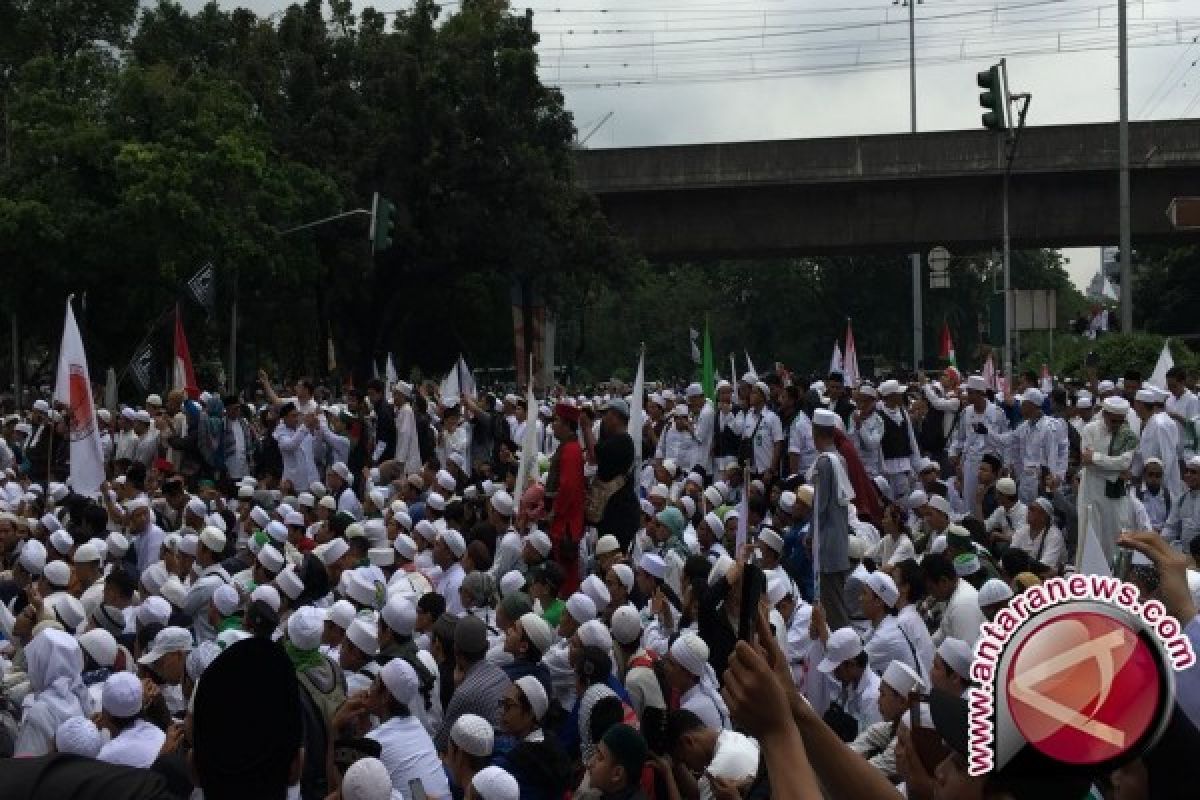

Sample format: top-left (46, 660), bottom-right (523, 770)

top-left (823, 702), bottom-right (860, 742)
top-left (738, 413), bottom-right (764, 468)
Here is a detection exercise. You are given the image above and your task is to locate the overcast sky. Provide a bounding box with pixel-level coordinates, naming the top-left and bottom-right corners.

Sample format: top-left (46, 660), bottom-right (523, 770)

top-left (183, 0), bottom-right (1200, 289)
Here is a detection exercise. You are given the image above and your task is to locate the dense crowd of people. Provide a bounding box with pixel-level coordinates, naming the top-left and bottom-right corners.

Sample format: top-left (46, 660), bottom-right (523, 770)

top-left (0, 361), bottom-right (1198, 800)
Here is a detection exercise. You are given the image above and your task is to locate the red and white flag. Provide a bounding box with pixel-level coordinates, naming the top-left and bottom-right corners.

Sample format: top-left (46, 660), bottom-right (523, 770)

top-left (982, 354), bottom-right (998, 390)
top-left (843, 320), bottom-right (860, 387)
top-left (53, 297), bottom-right (106, 494)
top-left (173, 305), bottom-right (198, 399)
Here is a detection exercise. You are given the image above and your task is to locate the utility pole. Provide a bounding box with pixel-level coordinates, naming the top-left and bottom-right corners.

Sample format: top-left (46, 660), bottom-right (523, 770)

top-left (906, 0), bottom-right (923, 372)
top-left (1117, 0), bottom-right (1133, 332)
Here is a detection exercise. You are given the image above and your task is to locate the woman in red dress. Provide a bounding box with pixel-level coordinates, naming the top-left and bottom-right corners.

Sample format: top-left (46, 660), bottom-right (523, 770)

top-left (546, 403), bottom-right (585, 598)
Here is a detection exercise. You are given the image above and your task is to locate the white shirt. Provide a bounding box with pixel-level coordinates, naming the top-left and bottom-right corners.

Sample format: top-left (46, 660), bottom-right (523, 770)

top-left (1010, 524), bottom-right (1066, 571)
top-left (366, 715), bottom-right (450, 800)
top-left (871, 533), bottom-right (915, 567)
top-left (274, 422), bottom-right (319, 491)
top-left (1168, 389), bottom-right (1199, 458)
top-left (790, 410), bottom-right (820, 475)
top-left (935, 578), bottom-right (985, 647)
top-left (681, 683), bottom-right (726, 730)
top-left (985, 501), bottom-right (1027, 537)
top-left (864, 614), bottom-right (919, 676)
top-left (897, 604), bottom-right (936, 681)
top-left (97, 720), bottom-right (166, 768)
top-left (737, 407), bottom-right (784, 474)
top-left (438, 562), bottom-right (466, 616)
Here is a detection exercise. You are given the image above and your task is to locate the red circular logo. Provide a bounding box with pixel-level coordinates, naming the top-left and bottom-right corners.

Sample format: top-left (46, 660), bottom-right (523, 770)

top-left (1005, 610), bottom-right (1162, 765)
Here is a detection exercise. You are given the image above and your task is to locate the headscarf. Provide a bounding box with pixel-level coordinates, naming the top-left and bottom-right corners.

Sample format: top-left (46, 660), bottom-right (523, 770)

top-left (518, 484), bottom-right (546, 531)
top-left (578, 683), bottom-right (617, 764)
top-left (17, 628), bottom-right (93, 756)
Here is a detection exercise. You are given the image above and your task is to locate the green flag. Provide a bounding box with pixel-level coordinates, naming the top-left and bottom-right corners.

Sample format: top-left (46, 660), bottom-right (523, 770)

top-left (702, 319), bottom-right (715, 401)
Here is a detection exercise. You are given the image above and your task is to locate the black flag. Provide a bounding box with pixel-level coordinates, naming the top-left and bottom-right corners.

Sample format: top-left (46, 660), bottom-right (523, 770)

top-left (186, 263), bottom-right (216, 314)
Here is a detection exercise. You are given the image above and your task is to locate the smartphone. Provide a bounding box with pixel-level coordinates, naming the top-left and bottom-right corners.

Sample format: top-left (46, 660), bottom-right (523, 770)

top-left (738, 563), bottom-right (765, 643)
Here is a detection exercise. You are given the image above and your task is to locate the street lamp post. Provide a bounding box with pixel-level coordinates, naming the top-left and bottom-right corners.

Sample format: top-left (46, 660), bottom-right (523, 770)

top-left (901, 0), bottom-right (924, 372)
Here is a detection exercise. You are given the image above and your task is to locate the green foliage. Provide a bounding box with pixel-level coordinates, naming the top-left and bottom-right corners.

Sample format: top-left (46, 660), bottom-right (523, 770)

top-left (1133, 245), bottom-right (1200, 335)
top-left (1, 0), bottom-right (628, 392)
top-left (1021, 332), bottom-right (1199, 381)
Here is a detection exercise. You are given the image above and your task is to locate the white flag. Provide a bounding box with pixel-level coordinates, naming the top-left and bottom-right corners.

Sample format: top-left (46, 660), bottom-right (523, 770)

top-left (1075, 503), bottom-right (1112, 577)
top-left (1149, 340), bottom-right (1174, 389)
top-left (53, 298), bottom-right (106, 495)
top-left (630, 348), bottom-right (645, 468)
top-left (385, 354), bottom-right (398, 392)
top-left (843, 321), bottom-right (860, 388)
top-left (745, 351), bottom-right (758, 382)
top-left (830, 341), bottom-right (844, 376)
top-left (440, 355), bottom-right (477, 405)
top-left (513, 356), bottom-right (539, 496)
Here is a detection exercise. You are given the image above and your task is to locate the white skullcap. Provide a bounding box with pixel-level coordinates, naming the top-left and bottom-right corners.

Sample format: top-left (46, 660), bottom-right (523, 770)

top-left (250, 507), bottom-right (271, 529)
top-left (878, 379), bottom-right (903, 397)
top-left (595, 534), bottom-right (620, 556)
top-left (515, 674), bottom-right (550, 721)
top-left (56, 716), bottom-right (104, 758)
top-left (161, 576), bottom-right (187, 609)
top-left (926, 494), bottom-right (952, 517)
top-left (343, 568), bottom-right (380, 608)
top-left (472, 767), bottom-right (520, 800)
top-left (669, 633), bottom-right (710, 677)
top-left (186, 497), bottom-right (208, 518)
top-left (275, 565), bottom-right (304, 601)
top-left (381, 657), bottom-right (419, 705)
top-left (703, 486), bottom-right (724, 511)
top-left (381, 595), bottom-right (417, 636)
top-left (490, 490), bottom-right (515, 518)
top-left (498, 570), bottom-right (525, 598)
top-left (577, 619), bottom-right (612, 652)
top-left (440, 529), bottom-right (466, 558)
top-left (1021, 388), bottom-right (1045, 406)
top-left (48, 529), bottom-right (73, 556)
top-left (938, 637), bottom-right (974, 679)
top-left (319, 496), bottom-right (337, 512)
top-left (649, 483), bottom-right (669, 500)
top-left (297, 492), bottom-right (316, 509)
top-left (346, 618), bottom-right (380, 657)
top-left (813, 408), bottom-right (840, 428)
top-left (136, 596), bottom-right (171, 628)
top-left (611, 563), bottom-right (635, 592)
top-left (517, 612), bottom-right (556, 654)
top-left (48, 593), bottom-right (84, 632)
top-left (368, 547), bottom-right (394, 567)
top-left (817, 627), bottom-right (864, 673)
top-left (288, 606), bottom-right (326, 650)
top-left (766, 575), bottom-right (792, 607)
top-left (678, 496), bottom-right (695, 519)
top-left (526, 531), bottom-right (552, 558)
top-left (426, 492), bottom-right (446, 512)
top-left (257, 543), bottom-right (285, 574)
top-left (639, 498), bottom-right (655, 517)
top-left (43, 559), bottom-right (71, 588)
top-left (582, 574), bottom-right (611, 611)
top-left (18, 538), bottom-right (46, 575)
top-left (326, 599), bottom-right (357, 632)
top-left (106, 532), bottom-right (130, 558)
top-left (758, 527), bottom-right (784, 555)
top-left (882, 661), bottom-right (925, 696)
top-left (199, 526), bottom-right (226, 554)
top-left (451, 713), bottom-right (495, 758)
top-left (340, 757), bottom-right (392, 800)
top-left (393, 533), bottom-right (417, 561)
top-left (708, 554), bottom-right (734, 587)
top-left (414, 520), bottom-right (437, 543)
top-left (610, 604), bottom-right (642, 646)
top-left (321, 537), bottom-right (350, 565)
top-left (103, 671), bottom-right (143, 718)
top-left (212, 584), bottom-right (241, 617)
top-left (864, 570), bottom-right (899, 607)
top-left (79, 629), bottom-right (118, 668)
top-left (978, 578), bottom-right (1014, 608)
top-left (1102, 396), bottom-right (1130, 414)
top-left (216, 629), bottom-right (253, 649)
top-left (565, 592), bottom-right (596, 624)
top-left (638, 553), bottom-right (666, 580)
top-left (251, 584), bottom-right (282, 614)
top-left (40, 513), bottom-right (62, 533)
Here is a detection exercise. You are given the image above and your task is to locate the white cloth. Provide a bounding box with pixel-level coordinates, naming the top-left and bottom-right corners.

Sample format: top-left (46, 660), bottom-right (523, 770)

top-left (1135, 411), bottom-right (1182, 500)
top-left (367, 715), bottom-right (450, 800)
top-left (274, 422), bottom-right (320, 492)
top-left (870, 533), bottom-right (915, 567)
top-left (394, 404), bottom-right (423, 476)
top-left (1078, 418), bottom-right (1136, 565)
top-left (1167, 389), bottom-right (1199, 459)
top-left (680, 682), bottom-right (726, 730)
top-left (97, 720), bottom-right (166, 768)
top-left (437, 563), bottom-right (466, 616)
top-left (934, 579), bottom-right (985, 647)
top-left (14, 630), bottom-right (93, 757)
top-left (847, 411), bottom-right (881, 478)
top-left (736, 407), bottom-right (784, 474)
top-left (864, 614), bottom-right (919, 676)
top-left (948, 401), bottom-right (1009, 506)
top-left (896, 605), bottom-right (935, 682)
top-left (1010, 524), bottom-right (1066, 571)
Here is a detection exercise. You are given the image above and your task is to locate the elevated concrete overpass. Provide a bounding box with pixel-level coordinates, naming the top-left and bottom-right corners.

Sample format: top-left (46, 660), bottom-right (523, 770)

top-left (574, 120), bottom-right (1200, 259)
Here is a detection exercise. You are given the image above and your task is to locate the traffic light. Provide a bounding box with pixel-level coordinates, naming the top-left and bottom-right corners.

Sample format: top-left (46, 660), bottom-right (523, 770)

top-left (977, 64), bottom-right (1007, 132)
top-left (370, 191), bottom-right (397, 252)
